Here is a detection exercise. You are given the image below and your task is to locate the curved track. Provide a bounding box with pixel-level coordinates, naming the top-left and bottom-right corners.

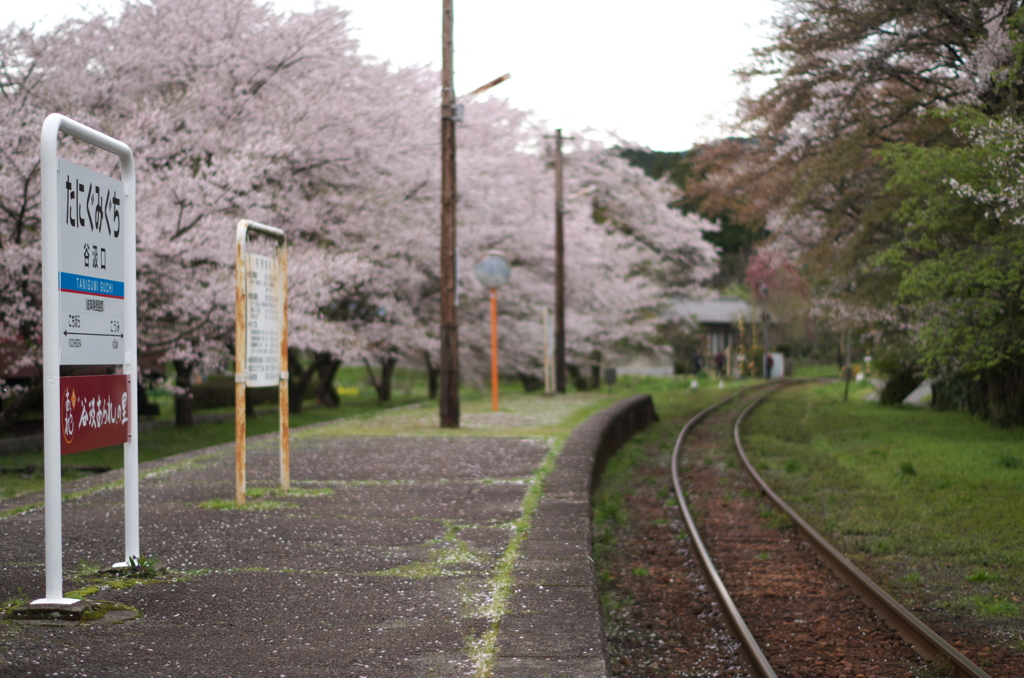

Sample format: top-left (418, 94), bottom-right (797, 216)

top-left (669, 385), bottom-right (778, 677)
top-left (669, 383), bottom-right (993, 678)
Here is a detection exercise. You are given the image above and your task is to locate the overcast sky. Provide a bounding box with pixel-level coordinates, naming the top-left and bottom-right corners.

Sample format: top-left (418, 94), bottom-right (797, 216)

top-left (8, 0), bottom-right (780, 151)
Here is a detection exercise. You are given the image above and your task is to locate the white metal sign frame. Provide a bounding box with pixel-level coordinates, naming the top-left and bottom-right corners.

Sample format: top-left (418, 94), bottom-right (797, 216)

top-left (234, 220), bottom-right (289, 506)
top-left (37, 114), bottom-right (138, 605)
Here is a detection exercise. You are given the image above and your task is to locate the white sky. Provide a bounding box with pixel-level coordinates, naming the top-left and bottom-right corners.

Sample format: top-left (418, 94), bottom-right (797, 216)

top-left (7, 0), bottom-right (780, 151)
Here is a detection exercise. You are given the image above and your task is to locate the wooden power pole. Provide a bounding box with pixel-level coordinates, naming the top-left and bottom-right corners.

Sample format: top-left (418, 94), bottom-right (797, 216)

top-left (553, 129), bottom-right (567, 393)
top-left (439, 0), bottom-right (459, 427)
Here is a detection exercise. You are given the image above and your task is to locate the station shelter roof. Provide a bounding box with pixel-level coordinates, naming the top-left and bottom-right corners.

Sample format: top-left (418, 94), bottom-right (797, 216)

top-left (665, 296), bottom-right (753, 326)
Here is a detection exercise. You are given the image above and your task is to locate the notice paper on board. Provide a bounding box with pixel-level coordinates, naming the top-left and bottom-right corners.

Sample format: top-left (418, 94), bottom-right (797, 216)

top-left (245, 252), bottom-right (280, 387)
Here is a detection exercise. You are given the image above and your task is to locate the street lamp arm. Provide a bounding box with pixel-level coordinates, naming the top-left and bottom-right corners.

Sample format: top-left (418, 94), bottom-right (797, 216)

top-left (459, 73), bottom-right (511, 102)
top-left (570, 185), bottom-right (597, 199)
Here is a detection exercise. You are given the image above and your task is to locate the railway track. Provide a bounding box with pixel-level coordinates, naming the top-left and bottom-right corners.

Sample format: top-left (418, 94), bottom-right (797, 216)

top-left (666, 383), bottom-right (994, 678)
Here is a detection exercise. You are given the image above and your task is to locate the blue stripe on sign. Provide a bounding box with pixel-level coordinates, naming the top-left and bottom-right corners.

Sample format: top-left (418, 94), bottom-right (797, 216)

top-left (59, 272), bottom-right (124, 299)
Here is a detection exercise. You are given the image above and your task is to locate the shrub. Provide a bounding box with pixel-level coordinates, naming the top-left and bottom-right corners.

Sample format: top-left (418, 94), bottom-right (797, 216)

top-left (189, 377), bottom-right (281, 410)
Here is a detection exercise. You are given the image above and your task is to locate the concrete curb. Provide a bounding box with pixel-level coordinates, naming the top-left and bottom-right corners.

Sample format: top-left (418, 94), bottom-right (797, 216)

top-left (494, 394), bottom-right (658, 677)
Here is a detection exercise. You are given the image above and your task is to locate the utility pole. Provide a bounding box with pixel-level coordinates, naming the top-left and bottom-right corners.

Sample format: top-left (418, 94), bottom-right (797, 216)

top-left (762, 309), bottom-right (771, 378)
top-left (843, 326), bottom-right (852, 402)
top-left (439, 0), bottom-right (459, 427)
top-left (843, 282), bottom-right (856, 402)
top-left (760, 283), bottom-right (770, 379)
top-left (553, 129), bottom-right (566, 393)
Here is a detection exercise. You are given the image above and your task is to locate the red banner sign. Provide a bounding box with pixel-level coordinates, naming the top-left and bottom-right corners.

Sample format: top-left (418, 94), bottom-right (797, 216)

top-left (59, 374), bottom-right (131, 455)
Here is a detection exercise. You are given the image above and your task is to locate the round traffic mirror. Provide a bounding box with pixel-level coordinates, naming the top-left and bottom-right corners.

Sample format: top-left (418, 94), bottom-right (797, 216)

top-left (474, 250), bottom-right (511, 289)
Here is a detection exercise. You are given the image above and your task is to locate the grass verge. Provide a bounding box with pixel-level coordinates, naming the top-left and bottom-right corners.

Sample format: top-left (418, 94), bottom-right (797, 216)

top-left (0, 397), bottom-right (424, 501)
top-left (741, 380), bottom-right (1024, 626)
top-left (591, 379), bottom-right (753, 671)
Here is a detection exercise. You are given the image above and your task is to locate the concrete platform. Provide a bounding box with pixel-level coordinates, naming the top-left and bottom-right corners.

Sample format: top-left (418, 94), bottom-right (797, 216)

top-left (0, 396), bottom-right (655, 677)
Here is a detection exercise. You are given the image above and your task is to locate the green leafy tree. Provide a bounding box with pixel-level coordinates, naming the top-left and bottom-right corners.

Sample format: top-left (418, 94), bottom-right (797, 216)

top-left (688, 0), bottom-right (1024, 407)
top-left (697, 0), bottom-right (1022, 288)
top-left (878, 108), bottom-right (1024, 423)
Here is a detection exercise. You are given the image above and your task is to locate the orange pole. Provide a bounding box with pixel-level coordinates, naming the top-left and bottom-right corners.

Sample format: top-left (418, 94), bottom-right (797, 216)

top-left (234, 236), bottom-right (247, 506)
top-left (278, 241), bottom-right (290, 492)
top-left (490, 288), bottom-right (499, 411)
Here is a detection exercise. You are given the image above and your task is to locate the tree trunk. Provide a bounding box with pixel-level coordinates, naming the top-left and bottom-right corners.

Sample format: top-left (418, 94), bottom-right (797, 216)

top-left (173, 360), bottom-right (194, 428)
top-left (0, 378), bottom-right (43, 434)
top-left (880, 367), bottom-right (920, 405)
top-left (381, 357), bottom-right (397, 402)
top-left (517, 371), bottom-right (543, 392)
top-left (287, 347), bottom-right (320, 414)
top-left (983, 363), bottom-right (1024, 427)
top-left (424, 351), bottom-right (439, 400)
top-left (567, 364), bottom-right (588, 391)
top-left (588, 351), bottom-right (602, 389)
top-left (316, 354), bottom-right (341, 407)
top-left (364, 356), bottom-right (398, 403)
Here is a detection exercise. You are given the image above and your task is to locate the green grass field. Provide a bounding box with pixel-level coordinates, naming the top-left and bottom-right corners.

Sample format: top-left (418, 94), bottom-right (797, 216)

top-left (299, 372), bottom-right (743, 441)
top-left (0, 364), bottom-right (438, 500)
top-left (0, 369), bottom-right (731, 501)
top-left (742, 380), bottom-right (1024, 622)
top-left (0, 397), bottom-right (427, 501)
top-left (591, 378), bottom-right (750, 559)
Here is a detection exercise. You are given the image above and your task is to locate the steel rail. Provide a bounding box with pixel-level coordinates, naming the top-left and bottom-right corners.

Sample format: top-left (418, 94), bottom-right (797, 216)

top-left (732, 386), bottom-right (993, 678)
top-left (670, 385), bottom-right (779, 678)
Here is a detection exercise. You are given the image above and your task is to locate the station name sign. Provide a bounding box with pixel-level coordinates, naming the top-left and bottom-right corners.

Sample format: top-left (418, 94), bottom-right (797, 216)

top-left (57, 159), bottom-right (125, 366)
top-left (37, 113), bottom-right (140, 605)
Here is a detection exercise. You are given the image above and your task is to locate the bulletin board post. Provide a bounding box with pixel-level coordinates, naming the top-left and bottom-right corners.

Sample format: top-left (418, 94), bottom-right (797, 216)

top-left (235, 220), bottom-right (289, 506)
top-left (38, 114), bottom-right (138, 605)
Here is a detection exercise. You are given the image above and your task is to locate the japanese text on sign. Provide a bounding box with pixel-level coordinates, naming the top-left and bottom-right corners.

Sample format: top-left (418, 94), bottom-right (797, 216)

top-left (245, 252), bottom-right (281, 387)
top-left (60, 374), bottom-right (131, 455)
top-left (57, 159), bottom-right (126, 366)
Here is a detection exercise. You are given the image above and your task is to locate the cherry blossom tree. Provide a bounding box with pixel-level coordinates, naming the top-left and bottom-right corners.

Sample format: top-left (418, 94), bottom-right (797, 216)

top-left (0, 0), bottom-right (400, 422)
top-left (452, 112), bottom-right (719, 386)
top-left (0, 19), bottom-right (121, 426)
top-left (0, 0), bottom-right (720, 432)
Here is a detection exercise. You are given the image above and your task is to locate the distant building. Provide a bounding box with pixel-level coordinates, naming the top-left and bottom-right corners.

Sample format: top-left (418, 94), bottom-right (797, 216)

top-left (667, 296), bottom-right (751, 351)
top-left (665, 296), bottom-right (753, 375)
